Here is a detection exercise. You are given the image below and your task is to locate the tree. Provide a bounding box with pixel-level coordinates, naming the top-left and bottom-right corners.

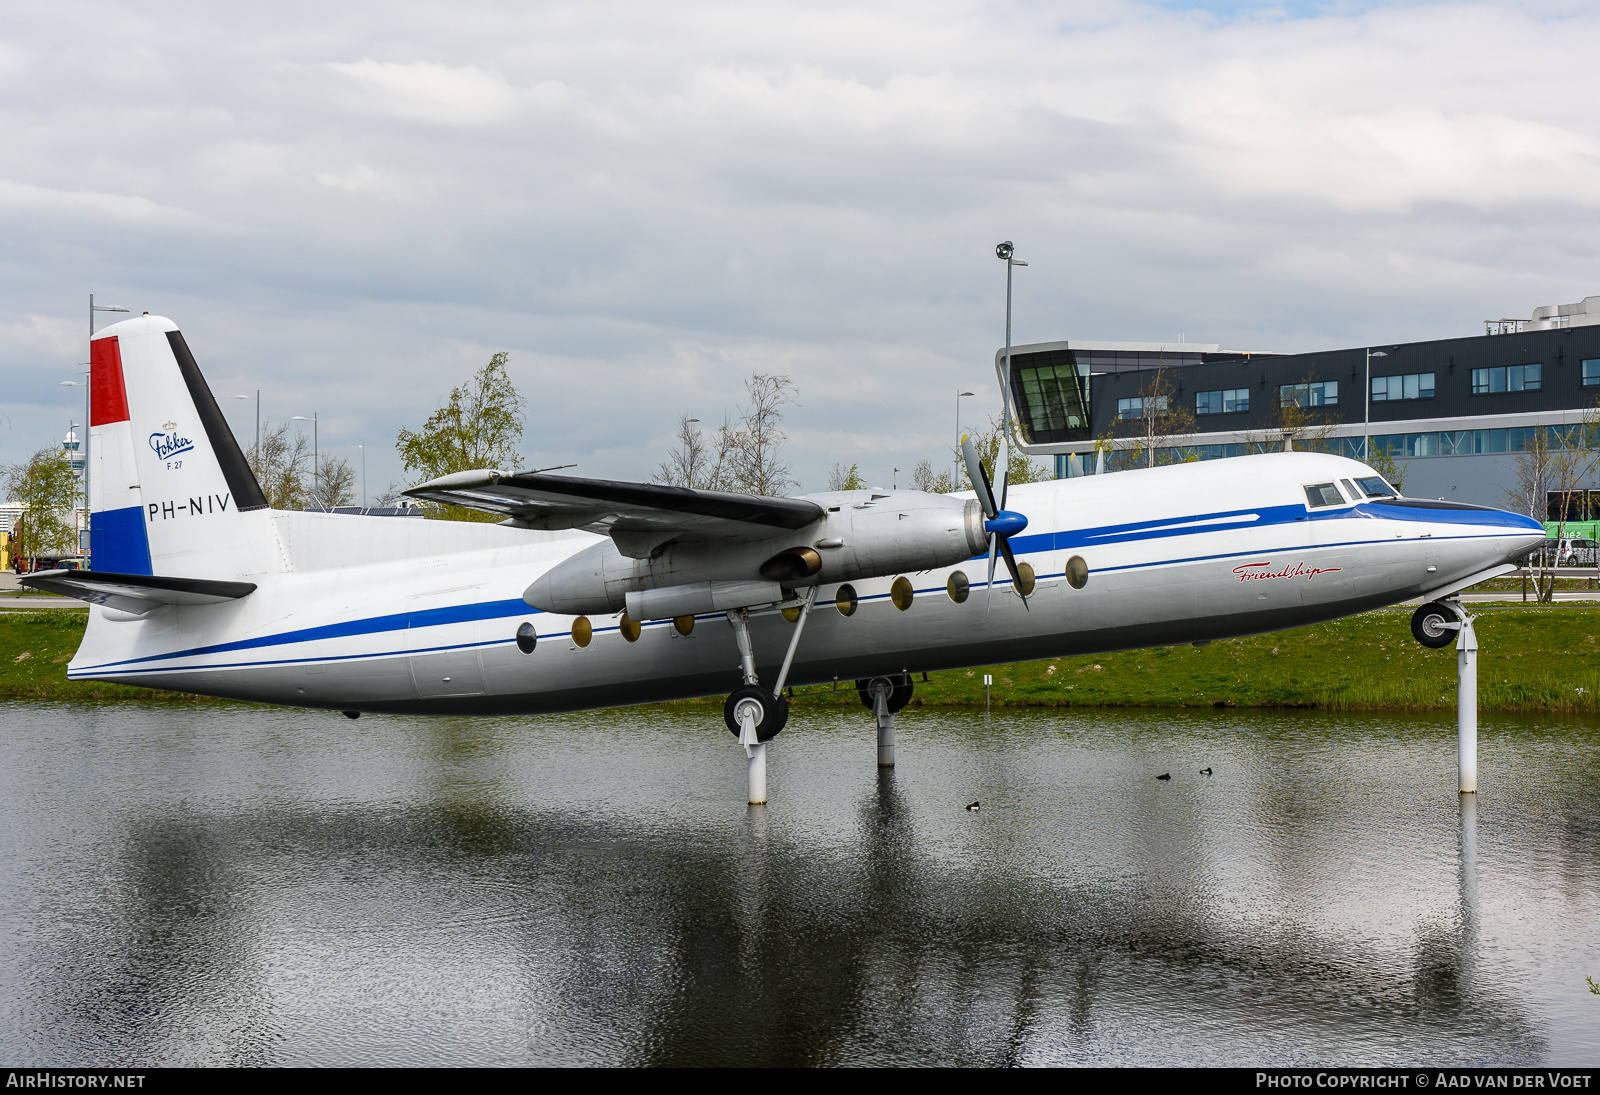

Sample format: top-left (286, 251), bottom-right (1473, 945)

top-left (1268, 372), bottom-right (1342, 453)
top-left (1505, 416), bottom-right (1600, 603)
top-left (249, 418), bottom-right (313, 510)
top-left (654, 373), bottom-right (798, 496)
top-left (1094, 368), bottom-right (1199, 471)
top-left (396, 352), bottom-right (525, 521)
top-left (954, 414), bottom-right (1049, 489)
top-left (655, 414), bottom-right (714, 489)
top-left (1366, 444), bottom-right (1406, 494)
top-left (829, 462), bottom-right (867, 491)
top-left (729, 373), bottom-right (798, 495)
top-left (3, 446), bottom-right (79, 566)
top-left (314, 454), bottom-right (356, 509)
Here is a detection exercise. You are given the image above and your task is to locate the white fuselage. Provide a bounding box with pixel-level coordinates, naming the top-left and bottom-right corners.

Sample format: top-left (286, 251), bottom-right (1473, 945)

top-left (68, 453), bottom-right (1544, 714)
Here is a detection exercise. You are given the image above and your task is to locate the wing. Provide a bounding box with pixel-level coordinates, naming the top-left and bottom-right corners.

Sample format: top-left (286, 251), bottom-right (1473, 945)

top-left (21, 570), bottom-right (257, 616)
top-left (404, 470), bottom-right (825, 557)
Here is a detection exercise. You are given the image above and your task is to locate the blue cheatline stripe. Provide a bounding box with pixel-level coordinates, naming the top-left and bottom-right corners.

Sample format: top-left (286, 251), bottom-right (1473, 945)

top-left (81, 597), bottom-right (535, 671)
top-left (79, 499), bottom-right (1538, 675)
top-left (90, 505), bottom-right (152, 575)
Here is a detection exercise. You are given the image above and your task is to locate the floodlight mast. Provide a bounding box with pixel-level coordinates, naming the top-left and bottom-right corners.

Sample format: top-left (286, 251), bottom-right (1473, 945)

top-left (995, 242), bottom-right (1028, 468)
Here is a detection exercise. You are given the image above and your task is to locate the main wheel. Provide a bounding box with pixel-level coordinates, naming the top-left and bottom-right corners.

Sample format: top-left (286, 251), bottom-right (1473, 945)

top-left (1411, 601), bottom-right (1459, 648)
top-left (724, 685), bottom-right (789, 741)
top-left (856, 673), bottom-right (914, 713)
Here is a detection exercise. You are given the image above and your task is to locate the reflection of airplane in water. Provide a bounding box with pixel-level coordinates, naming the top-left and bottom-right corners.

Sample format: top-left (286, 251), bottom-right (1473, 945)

top-left (27, 317), bottom-right (1544, 800)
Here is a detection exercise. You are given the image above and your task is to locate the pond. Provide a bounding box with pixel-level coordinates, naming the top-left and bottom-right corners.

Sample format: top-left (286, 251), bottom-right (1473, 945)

top-left (1, 702), bottom-right (1596, 1066)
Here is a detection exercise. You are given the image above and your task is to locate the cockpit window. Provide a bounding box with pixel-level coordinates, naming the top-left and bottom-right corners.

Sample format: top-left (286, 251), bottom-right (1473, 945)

top-left (1304, 482), bottom-right (1345, 508)
top-left (1340, 478), bottom-right (1360, 500)
top-left (1355, 476), bottom-right (1398, 499)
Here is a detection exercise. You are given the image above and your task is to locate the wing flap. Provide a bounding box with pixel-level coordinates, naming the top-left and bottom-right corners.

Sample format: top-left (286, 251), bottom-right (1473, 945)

top-left (21, 570), bottom-right (257, 615)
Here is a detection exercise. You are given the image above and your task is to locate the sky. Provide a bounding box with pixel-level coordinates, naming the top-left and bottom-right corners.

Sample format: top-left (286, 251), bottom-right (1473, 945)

top-left (4, 0), bottom-right (1599, 497)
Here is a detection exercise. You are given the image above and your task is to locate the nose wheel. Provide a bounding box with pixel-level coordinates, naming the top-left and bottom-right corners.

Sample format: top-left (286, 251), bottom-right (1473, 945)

top-left (1412, 601), bottom-right (1461, 648)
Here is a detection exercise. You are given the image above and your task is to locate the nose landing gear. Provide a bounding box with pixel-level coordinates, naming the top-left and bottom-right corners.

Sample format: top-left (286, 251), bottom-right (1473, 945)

top-left (1410, 598), bottom-right (1478, 794)
top-left (1412, 601), bottom-right (1461, 648)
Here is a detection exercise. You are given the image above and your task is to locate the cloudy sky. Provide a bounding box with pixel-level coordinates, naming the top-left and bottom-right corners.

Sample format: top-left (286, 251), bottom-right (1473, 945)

top-left (4, 0), bottom-right (1598, 495)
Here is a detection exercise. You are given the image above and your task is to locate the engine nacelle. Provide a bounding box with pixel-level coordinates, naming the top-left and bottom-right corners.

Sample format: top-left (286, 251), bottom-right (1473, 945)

top-left (523, 489), bottom-right (990, 617)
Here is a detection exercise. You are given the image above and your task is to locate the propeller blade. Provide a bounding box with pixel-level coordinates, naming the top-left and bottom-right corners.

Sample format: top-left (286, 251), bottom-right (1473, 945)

top-left (984, 533), bottom-right (998, 615)
top-left (998, 536), bottom-right (1029, 611)
top-left (961, 435), bottom-right (997, 518)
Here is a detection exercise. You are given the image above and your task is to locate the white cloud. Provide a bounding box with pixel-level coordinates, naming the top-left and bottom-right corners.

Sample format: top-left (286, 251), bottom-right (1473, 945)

top-left (3, 0), bottom-right (1600, 490)
top-left (325, 60), bottom-right (520, 126)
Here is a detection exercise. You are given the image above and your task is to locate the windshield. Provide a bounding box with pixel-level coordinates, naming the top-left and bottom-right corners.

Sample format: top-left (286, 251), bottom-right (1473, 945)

top-left (1355, 476), bottom-right (1398, 499)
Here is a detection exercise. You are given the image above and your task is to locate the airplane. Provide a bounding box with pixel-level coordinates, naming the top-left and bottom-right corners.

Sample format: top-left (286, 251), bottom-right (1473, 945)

top-left (24, 315), bottom-right (1547, 802)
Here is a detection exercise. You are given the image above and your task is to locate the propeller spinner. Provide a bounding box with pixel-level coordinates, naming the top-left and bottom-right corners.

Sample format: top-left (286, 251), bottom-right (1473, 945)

top-left (961, 434), bottom-right (1030, 610)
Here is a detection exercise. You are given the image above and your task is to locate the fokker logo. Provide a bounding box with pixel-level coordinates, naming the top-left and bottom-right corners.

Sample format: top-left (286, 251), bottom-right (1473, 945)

top-left (1233, 561), bottom-right (1342, 582)
top-left (149, 427), bottom-right (196, 463)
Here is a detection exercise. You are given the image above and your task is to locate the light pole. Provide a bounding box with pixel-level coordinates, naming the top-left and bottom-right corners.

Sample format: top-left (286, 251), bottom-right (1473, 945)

top-left (292, 413), bottom-right (318, 508)
top-left (59, 371), bottom-right (90, 552)
top-left (995, 242), bottom-right (1028, 475)
top-left (233, 392), bottom-right (260, 468)
top-left (358, 444), bottom-right (365, 508)
top-left (1363, 349), bottom-right (1388, 460)
top-left (955, 390), bottom-right (974, 474)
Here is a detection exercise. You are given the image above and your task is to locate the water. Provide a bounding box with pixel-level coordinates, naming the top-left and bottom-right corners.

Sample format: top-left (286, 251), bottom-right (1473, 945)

top-left (1, 701), bottom-right (1596, 1066)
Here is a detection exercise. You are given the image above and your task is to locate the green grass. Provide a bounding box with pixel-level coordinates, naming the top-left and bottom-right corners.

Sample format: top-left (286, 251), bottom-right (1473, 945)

top-left (0, 611), bottom-right (226, 703)
top-left (6, 605), bottom-right (1600, 714)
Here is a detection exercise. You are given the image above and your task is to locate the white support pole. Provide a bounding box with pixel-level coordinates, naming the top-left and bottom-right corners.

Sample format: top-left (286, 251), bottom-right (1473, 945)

top-left (873, 679), bottom-right (895, 767)
top-left (747, 744), bottom-right (767, 804)
top-left (1456, 607), bottom-right (1478, 795)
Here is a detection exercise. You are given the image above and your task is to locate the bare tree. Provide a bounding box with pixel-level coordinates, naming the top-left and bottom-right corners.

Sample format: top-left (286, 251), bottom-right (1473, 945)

top-left (729, 373), bottom-right (797, 495)
top-left (314, 454), bottom-right (356, 509)
top-left (656, 373), bottom-right (798, 496)
top-left (250, 419), bottom-right (313, 510)
top-left (1506, 416), bottom-right (1600, 602)
top-left (653, 414), bottom-right (713, 488)
top-left (1266, 372), bottom-right (1342, 452)
top-left (1094, 367), bottom-right (1199, 471)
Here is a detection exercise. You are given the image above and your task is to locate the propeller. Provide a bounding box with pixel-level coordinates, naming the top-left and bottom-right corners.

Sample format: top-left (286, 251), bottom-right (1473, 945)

top-left (961, 434), bottom-right (1030, 610)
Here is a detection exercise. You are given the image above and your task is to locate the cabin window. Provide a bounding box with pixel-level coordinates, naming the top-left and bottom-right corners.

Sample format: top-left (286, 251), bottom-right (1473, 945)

top-left (1355, 475), bottom-right (1398, 498)
top-left (1304, 482), bottom-right (1345, 508)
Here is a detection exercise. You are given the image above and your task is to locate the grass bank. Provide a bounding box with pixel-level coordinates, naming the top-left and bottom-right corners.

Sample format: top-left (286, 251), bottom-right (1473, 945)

top-left (5, 606), bottom-right (1599, 715)
top-left (0, 611), bottom-right (226, 703)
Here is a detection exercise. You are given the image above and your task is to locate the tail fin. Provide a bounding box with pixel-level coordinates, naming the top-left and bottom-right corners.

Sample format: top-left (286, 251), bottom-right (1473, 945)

top-left (89, 316), bottom-right (276, 580)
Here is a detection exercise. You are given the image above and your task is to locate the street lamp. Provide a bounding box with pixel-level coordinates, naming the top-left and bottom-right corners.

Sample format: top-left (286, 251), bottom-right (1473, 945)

top-left (292, 413), bottom-right (318, 508)
top-left (995, 242), bottom-right (1028, 477)
top-left (233, 392), bottom-right (259, 467)
top-left (1363, 349), bottom-right (1388, 460)
top-left (357, 444), bottom-right (365, 508)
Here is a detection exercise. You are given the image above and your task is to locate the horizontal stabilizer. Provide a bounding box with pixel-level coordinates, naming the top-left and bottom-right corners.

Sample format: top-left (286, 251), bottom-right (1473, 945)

top-left (405, 469), bottom-right (824, 551)
top-left (21, 570), bottom-right (257, 615)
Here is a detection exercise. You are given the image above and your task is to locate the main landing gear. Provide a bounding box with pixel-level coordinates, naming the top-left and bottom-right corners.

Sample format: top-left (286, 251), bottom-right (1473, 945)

top-left (1410, 598), bottom-right (1479, 795)
top-left (723, 588), bottom-right (815, 805)
top-left (857, 674), bottom-right (913, 767)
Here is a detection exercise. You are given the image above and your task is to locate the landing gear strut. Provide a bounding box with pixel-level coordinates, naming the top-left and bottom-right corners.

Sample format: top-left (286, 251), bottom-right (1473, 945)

top-left (858, 673), bottom-right (913, 767)
top-left (723, 588), bottom-right (816, 804)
